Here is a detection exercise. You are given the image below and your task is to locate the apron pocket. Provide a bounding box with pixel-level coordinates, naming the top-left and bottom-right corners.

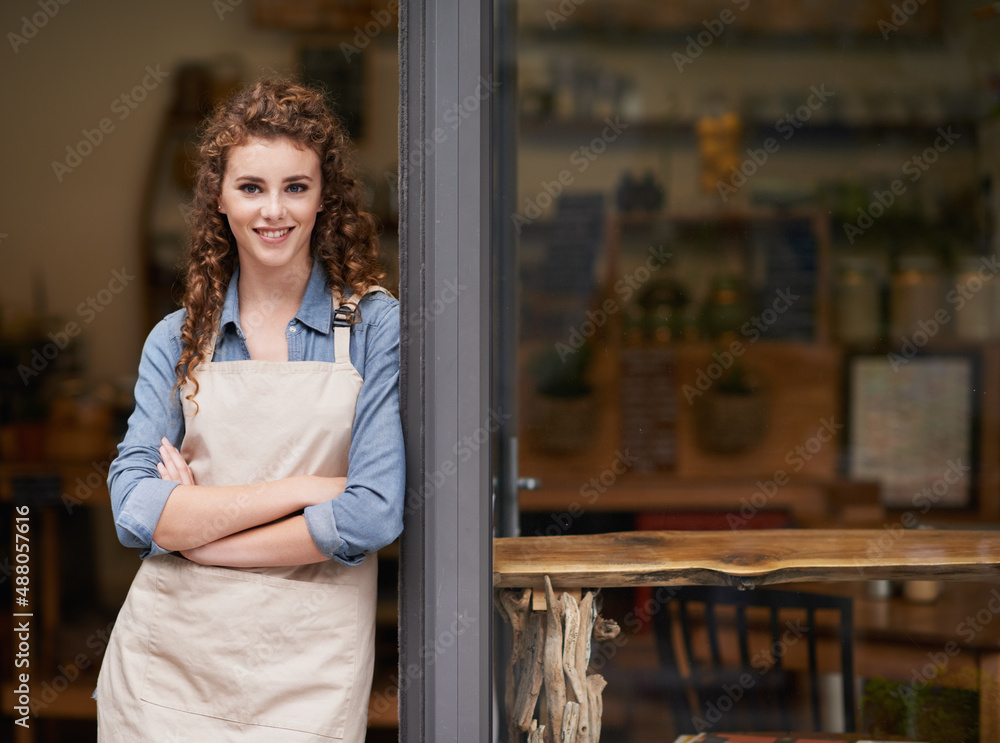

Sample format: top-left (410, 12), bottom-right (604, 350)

top-left (140, 557), bottom-right (358, 739)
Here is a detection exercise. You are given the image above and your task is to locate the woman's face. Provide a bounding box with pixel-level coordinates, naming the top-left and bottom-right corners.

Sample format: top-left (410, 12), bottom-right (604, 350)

top-left (218, 136), bottom-right (324, 275)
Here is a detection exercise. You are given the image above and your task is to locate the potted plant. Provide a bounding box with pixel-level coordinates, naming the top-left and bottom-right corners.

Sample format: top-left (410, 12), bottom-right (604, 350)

top-left (693, 359), bottom-right (768, 455)
top-left (527, 342), bottom-right (598, 455)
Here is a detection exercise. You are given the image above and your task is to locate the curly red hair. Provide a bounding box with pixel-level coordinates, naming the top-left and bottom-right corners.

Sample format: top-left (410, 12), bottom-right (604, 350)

top-left (175, 77), bottom-right (384, 407)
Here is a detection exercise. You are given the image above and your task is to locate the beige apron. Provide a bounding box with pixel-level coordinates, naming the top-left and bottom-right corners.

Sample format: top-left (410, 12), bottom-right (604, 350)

top-left (97, 290), bottom-right (380, 743)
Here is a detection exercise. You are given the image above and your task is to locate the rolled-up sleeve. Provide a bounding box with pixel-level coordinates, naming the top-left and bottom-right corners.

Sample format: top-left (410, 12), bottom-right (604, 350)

top-left (304, 295), bottom-right (405, 564)
top-left (107, 314), bottom-right (186, 558)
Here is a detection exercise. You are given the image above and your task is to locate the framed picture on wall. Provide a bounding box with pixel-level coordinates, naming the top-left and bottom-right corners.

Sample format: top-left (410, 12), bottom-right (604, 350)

top-left (846, 353), bottom-right (978, 510)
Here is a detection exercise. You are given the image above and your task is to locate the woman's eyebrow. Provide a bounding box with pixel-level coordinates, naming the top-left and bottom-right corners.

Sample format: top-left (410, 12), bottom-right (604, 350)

top-left (232, 174), bottom-right (315, 182)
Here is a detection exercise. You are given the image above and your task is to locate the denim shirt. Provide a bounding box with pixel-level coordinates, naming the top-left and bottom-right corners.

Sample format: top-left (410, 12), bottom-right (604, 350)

top-left (107, 261), bottom-right (404, 565)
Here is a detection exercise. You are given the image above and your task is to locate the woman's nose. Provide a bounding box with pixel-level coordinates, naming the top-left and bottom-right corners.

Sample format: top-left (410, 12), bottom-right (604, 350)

top-left (261, 193), bottom-right (286, 220)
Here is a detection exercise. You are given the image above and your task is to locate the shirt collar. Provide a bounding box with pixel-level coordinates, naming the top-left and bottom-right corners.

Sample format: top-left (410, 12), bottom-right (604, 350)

top-left (220, 260), bottom-right (336, 337)
top-left (296, 260), bottom-right (335, 334)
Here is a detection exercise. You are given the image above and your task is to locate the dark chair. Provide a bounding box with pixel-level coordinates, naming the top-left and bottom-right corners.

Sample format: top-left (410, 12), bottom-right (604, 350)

top-left (651, 585), bottom-right (855, 735)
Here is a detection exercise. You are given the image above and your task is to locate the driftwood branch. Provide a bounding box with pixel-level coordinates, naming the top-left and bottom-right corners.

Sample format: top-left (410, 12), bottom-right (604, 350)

top-left (561, 700), bottom-right (580, 743)
top-left (586, 674), bottom-right (607, 743)
top-left (593, 616), bottom-right (620, 642)
top-left (543, 576), bottom-right (567, 742)
top-left (498, 588), bottom-right (532, 743)
top-left (513, 613), bottom-right (546, 732)
top-left (498, 579), bottom-right (618, 743)
top-left (560, 593), bottom-right (589, 742)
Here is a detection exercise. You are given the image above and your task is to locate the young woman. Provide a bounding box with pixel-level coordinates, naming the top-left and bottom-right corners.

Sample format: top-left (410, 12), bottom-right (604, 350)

top-left (97, 78), bottom-right (404, 742)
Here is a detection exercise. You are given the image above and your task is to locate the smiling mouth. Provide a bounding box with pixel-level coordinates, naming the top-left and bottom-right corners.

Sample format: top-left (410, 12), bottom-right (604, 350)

top-left (254, 227), bottom-right (293, 239)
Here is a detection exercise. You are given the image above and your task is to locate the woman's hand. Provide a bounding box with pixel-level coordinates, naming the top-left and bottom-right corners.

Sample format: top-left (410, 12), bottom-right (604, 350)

top-left (156, 437), bottom-right (196, 486)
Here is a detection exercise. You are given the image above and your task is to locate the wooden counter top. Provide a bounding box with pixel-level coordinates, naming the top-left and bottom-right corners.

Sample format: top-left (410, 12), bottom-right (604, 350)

top-left (493, 529), bottom-right (1000, 590)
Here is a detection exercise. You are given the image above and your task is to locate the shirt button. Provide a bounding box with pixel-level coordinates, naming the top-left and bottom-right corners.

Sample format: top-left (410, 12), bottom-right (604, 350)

top-left (289, 325), bottom-right (297, 333)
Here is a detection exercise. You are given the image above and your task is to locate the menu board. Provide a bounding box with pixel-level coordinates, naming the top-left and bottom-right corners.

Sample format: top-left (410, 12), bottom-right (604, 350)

top-left (848, 355), bottom-right (974, 509)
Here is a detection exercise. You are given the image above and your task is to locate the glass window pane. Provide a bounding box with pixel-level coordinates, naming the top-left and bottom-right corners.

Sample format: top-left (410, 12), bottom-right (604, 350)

top-left (494, 1), bottom-right (1000, 739)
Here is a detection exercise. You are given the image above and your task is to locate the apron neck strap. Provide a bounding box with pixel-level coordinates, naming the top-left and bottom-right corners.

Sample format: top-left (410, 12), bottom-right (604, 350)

top-left (332, 285), bottom-right (388, 362)
top-left (203, 333), bottom-right (219, 364)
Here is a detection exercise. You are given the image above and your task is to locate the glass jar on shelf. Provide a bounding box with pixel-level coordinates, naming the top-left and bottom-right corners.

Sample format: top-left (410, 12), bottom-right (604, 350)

top-left (890, 253), bottom-right (944, 343)
top-left (834, 255), bottom-right (882, 345)
top-left (953, 254), bottom-right (999, 342)
top-left (699, 275), bottom-right (753, 341)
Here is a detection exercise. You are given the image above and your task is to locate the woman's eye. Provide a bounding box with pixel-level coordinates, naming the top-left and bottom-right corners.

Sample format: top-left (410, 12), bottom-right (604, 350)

top-left (287, 183), bottom-right (308, 193)
top-left (239, 184), bottom-right (261, 194)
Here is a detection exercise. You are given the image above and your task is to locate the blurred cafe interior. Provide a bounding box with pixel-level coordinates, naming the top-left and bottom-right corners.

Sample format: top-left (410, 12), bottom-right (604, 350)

top-left (2, 0), bottom-right (1000, 741)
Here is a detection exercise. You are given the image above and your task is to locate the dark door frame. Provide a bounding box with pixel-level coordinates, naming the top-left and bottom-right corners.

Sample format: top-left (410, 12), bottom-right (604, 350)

top-left (397, 0), bottom-right (494, 739)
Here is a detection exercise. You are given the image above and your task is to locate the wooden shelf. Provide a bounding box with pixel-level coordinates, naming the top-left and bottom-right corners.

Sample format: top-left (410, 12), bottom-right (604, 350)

top-left (521, 341), bottom-right (843, 484)
top-left (519, 118), bottom-right (977, 148)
